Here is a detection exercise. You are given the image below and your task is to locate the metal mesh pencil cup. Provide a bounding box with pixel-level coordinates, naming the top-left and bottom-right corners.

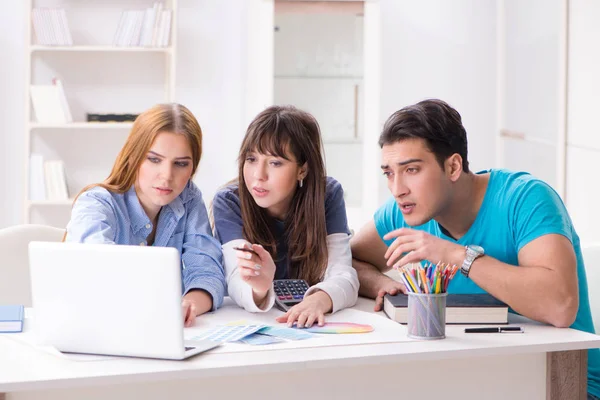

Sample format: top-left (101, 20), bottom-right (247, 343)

top-left (407, 292), bottom-right (447, 340)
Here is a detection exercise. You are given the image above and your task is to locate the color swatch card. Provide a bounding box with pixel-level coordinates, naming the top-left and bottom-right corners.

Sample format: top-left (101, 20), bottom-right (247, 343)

top-left (239, 333), bottom-right (286, 346)
top-left (258, 325), bottom-right (314, 340)
top-left (191, 324), bottom-right (268, 343)
top-left (300, 322), bottom-right (374, 334)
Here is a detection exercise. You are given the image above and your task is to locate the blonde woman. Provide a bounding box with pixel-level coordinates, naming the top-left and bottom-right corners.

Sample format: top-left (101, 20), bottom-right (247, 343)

top-left (65, 103), bottom-right (225, 326)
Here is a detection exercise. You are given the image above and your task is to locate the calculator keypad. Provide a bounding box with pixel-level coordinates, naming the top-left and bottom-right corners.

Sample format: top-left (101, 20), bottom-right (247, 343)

top-left (274, 279), bottom-right (309, 302)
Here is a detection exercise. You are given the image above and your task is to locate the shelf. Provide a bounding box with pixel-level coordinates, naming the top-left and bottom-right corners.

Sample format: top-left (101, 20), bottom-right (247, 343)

top-left (30, 45), bottom-right (172, 53)
top-left (28, 199), bottom-right (74, 206)
top-left (274, 74), bottom-right (363, 80)
top-left (30, 122), bottom-right (134, 130)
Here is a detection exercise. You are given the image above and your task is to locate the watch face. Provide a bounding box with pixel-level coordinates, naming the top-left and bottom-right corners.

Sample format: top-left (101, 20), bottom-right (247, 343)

top-left (469, 245), bottom-right (484, 255)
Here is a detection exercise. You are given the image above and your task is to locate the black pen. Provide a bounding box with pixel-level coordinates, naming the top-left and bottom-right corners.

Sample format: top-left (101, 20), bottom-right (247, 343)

top-left (464, 326), bottom-right (524, 333)
top-left (233, 246), bottom-right (259, 256)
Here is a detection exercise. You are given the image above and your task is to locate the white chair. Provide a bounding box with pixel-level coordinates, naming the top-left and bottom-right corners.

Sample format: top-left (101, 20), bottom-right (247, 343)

top-left (0, 224), bottom-right (65, 307)
top-left (582, 243), bottom-right (600, 332)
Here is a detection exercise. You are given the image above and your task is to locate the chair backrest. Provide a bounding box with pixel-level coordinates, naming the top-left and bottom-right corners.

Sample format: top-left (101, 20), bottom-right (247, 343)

top-left (582, 243), bottom-right (600, 332)
top-left (0, 224), bottom-right (65, 306)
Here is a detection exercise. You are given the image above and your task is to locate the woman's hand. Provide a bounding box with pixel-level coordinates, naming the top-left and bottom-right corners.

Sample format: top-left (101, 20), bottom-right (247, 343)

top-left (275, 290), bottom-right (333, 328)
top-left (181, 290), bottom-right (213, 327)
top-left (235, 244), bottom-right (276, 305)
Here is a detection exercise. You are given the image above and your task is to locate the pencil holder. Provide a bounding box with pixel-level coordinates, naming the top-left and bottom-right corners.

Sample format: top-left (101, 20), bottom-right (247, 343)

top-left (407, 292), bottom-right (447, 340)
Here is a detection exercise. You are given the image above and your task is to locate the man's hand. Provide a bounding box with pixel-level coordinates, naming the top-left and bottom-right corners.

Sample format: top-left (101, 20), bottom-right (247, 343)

top-left (383, 228), bottom-right (464, 268)
top-left (374, 278), bottom-right (406, 311)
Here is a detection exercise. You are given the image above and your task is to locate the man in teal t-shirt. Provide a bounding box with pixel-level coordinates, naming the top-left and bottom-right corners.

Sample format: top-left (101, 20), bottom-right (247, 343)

top-left (350, 99), bottom-right (599, 399)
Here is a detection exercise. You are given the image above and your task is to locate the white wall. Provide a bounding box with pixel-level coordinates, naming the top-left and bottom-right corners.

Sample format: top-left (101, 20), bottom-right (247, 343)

top-left (498, 0), bottom-right (563, 191)
top-left (177, 0), bottom-right (253, 204)
top-left (369, 0), bottom-right (497, 209)
top-left (0, 3), bottom-right (26, 228)
top-left (566, 0), bottom-right (600, 244)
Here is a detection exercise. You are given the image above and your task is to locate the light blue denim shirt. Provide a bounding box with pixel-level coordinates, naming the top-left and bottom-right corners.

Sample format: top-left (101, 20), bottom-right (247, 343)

top-left (65, 181), bottom-right (226, 310)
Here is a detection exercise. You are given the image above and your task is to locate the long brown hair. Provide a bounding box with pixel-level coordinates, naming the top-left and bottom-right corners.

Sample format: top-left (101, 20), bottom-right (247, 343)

top-left (238, 105), bottom-right (328, 285)
top-left (64, 103), bottom-right (202, 239)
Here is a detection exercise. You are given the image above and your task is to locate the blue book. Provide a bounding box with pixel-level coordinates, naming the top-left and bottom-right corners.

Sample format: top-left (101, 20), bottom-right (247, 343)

top-left (0, 305), bottom-right (24, 333)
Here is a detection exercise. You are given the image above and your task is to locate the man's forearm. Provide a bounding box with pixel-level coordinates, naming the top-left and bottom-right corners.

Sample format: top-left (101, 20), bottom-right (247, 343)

top-left (352, 258), bottom-right (394, 298)
top-left (469, 257), bottom-right (578, 328)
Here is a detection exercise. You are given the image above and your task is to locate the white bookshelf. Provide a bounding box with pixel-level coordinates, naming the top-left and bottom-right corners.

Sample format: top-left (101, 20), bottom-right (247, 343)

top-left (24, 0), bottom-right (178, 227)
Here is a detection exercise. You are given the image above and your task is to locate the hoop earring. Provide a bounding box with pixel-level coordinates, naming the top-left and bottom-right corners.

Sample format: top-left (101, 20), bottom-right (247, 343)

top-left (299, 179), bottom-right (303, 188)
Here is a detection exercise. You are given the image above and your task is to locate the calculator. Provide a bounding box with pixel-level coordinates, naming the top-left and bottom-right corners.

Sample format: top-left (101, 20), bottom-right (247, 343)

top-left (273, 279), bottom-right (310, 312)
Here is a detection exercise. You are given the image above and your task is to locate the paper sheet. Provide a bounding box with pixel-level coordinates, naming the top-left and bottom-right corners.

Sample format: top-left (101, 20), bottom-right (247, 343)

top-left (184, 303), bottom-right (410, 354)
top-left (3, 330), bottom-right (115, 361)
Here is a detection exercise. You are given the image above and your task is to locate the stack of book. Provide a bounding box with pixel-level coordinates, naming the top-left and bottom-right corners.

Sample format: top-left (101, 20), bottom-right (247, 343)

top-left (32, 8), bottom-right (73, 46)
top-left (30, 78), bottom-right (72, 124)
top-left (113, 2), bottom-right (172, 47)
top-left (30, 154), bottom-right (69, 202)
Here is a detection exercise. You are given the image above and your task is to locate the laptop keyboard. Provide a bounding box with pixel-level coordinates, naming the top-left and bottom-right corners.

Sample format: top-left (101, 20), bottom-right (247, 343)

top-left (185, 346), bottom-right (195, 351)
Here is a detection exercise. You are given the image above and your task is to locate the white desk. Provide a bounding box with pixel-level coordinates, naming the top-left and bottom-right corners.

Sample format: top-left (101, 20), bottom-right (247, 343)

top-left (1, 298), bottom-right (599, 400)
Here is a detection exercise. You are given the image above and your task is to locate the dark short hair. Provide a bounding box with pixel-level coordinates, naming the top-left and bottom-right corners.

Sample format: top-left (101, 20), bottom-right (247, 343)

top-left (378, 99), bottom-right (470, 173)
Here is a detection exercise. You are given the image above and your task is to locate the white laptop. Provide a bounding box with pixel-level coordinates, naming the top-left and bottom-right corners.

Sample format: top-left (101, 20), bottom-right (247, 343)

top-left (28, 241), bottom-right (220, 360)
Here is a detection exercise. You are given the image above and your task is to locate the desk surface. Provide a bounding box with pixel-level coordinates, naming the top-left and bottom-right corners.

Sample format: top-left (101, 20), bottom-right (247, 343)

top-left (1, 298), bottom-right (599, 393)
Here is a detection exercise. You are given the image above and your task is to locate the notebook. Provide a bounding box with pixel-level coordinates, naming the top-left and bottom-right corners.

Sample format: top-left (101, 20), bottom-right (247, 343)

top-left (0, 305), bottom-right (24, 333)
top-left (383, 293), bottom-right (509, 324)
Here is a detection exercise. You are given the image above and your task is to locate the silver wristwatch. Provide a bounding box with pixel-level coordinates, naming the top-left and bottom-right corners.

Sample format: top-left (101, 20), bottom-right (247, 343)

top-left (460, 245), bottom-right (485, 277)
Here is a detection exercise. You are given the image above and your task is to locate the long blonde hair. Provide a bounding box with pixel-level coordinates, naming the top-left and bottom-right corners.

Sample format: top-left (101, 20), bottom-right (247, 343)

top-left (64, 103), bottom-right (203, 239)
top-left (77, 103), bottom-right (201, 197)
top-left (238, 105), bottom-right (328, 285)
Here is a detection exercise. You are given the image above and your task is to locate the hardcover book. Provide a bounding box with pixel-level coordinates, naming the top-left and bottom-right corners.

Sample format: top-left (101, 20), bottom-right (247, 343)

top-left (383, 293), bottom-right (508, 324)
top-left (0, 305), bottom-right (24, 333)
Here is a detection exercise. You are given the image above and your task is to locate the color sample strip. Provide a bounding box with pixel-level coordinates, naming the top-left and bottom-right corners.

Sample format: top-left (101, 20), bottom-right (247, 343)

top-left (258, 325), bottom-right (314, 340)
top-left (239, 333), bottom-right (286, 345)
top-left (191, 324), bottom-right (268, 343)
top-left (301, 322), bottom-right (374, 334)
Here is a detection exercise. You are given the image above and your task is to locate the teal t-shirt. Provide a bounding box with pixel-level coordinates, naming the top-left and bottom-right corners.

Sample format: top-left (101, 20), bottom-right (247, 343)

top-left (374, 169), bottom-right (599, 397)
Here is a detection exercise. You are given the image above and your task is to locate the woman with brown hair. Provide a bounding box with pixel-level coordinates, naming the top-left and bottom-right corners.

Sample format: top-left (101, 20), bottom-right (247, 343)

top-left (212, 105), bottom-right (358, 328)
top-left (65, 103), bottom-right (225, 326)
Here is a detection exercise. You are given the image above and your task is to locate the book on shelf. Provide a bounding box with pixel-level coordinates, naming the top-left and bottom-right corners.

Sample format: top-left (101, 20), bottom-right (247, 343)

top-left (0, 305), bottom-right (24, 333)
top-left (32, 8), bottom-right (73, 46)
top-left (30, 78), bottom-right (72, 124)
top-left (113, 2), bottom-right (172, 47)
top-left (43, 160), bottom-right (69, 201)
top-left (383, 293), bottom-right (509, 324)
top-left (29, 153), bottom-right (46, 201)
top-left (30, 155), bottom-right (69, 202)
top-left (86, 113), bottom-right (139, 123)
